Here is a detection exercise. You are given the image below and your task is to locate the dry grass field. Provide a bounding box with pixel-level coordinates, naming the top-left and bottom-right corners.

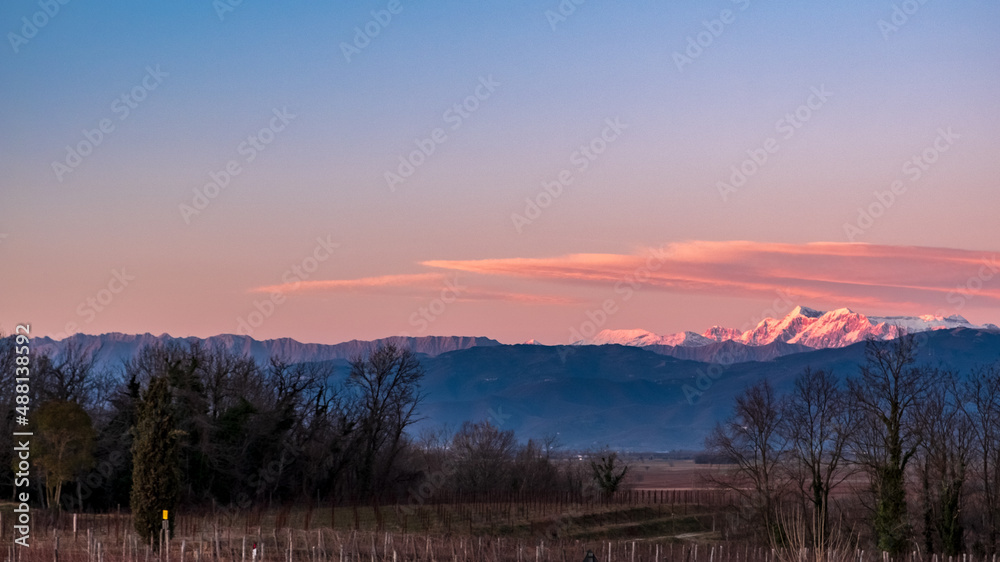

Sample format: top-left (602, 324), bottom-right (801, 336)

top-left (627, 460), bottom-right (719, 491)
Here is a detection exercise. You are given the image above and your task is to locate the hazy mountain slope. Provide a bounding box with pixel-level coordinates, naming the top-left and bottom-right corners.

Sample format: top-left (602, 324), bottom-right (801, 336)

top-left (414, 329), bottom-right (1000, 449)
top-left (31, 332), bottom-right (501, 373)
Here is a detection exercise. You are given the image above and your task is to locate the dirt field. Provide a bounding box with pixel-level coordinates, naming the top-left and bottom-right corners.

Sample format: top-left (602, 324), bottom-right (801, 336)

top-left (627, 459), bottom-right (721, 490)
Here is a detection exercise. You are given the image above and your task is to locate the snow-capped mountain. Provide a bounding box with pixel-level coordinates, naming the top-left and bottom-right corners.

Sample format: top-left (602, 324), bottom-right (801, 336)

top-left (586, 329), bottom-right (713, 347)
top-left (702, 326), bottom-right (743, 342)
top-left (576, 306), bottom-right (996, 350)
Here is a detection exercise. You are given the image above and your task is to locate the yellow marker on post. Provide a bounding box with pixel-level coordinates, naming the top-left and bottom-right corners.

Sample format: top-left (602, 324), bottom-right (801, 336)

top-left (161, 510), bottom-right (171, 561)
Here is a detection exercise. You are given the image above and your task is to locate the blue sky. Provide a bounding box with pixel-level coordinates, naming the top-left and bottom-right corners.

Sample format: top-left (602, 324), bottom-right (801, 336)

top-left (2, 0), bottom-right (999, 343)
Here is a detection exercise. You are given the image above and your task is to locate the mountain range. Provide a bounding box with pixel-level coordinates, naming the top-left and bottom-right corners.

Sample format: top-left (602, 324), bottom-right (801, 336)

top-left (581, 306), bottom-right (993, 349)
top-left (31, 332), bottom-right (501, 372)
top-left (24, 308), bottom-right (1000, 450)
top-left (415, 327), bottom-right (1000, 450)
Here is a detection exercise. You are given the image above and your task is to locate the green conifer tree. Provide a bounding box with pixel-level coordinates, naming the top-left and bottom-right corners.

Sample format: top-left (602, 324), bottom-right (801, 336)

top-left (130, 375), bottom-right (182, 544)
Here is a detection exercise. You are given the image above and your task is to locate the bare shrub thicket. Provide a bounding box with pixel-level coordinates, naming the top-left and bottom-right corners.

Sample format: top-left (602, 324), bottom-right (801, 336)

top-left (706, 332), bottom-right (1000, 557)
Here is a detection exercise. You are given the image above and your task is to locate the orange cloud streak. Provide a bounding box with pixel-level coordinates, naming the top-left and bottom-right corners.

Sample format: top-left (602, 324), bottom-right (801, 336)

top-left (422, 241), bottom-right (1000, 310)
top-left (249, 272), bottom-right (582, 305)
top-left (248, 241), bottom-right (1000, 312)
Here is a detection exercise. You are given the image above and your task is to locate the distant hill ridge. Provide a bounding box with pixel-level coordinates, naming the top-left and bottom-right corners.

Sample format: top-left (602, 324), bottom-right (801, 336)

top-left (30, 333), bottom-right (501, 373)
top-left (26, 307), bottom-right (999, 372)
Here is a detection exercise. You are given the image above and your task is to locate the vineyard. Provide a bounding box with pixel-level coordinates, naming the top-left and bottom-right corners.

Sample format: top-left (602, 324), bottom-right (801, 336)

top-left (2, 492), bottom-right (730, 562)
top-left (0, 490), bottom-right (965, 562)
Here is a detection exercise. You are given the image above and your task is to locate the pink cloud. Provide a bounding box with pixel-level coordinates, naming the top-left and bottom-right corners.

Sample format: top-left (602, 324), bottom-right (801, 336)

top-left (249, 272), bottom-right (581, 305)
top-left (251, 273), bottom-right (443, 294)
top-left (248, 241), bottom-right (1000, 312)
top-left (422, 241), bottom-right (1000, 310)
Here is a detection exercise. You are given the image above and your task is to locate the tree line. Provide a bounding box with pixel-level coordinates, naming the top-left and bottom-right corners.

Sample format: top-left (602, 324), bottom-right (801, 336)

top-left (706, 334), bottom-right (1000, 556)
top-left (0, 338), bottom-right (628, 541)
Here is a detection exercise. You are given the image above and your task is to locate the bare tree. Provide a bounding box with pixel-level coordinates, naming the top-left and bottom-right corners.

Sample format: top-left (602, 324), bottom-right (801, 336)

top-left (963, 362), bottom-right (1000, 553)
top-left (780, 368), bottom-right (857, 546)
top-left (514, 438), bottom-right (562, 494)
top-left (848, 333), bottom-right (943, 554)
top-left (347, 343), bottom-right (424, 500)
top-left (266, 357), bottom-right (356, 504)
top-left (705, 378), bottom-right (788, 541)
top-left (590, 450), bottom-right (630, 498)
top-left (451, 420), bottom-right (518, 494)
top-left (915, 377), bottom-right (972, 555)
top-left (35, 342), bottom-right (102, 409)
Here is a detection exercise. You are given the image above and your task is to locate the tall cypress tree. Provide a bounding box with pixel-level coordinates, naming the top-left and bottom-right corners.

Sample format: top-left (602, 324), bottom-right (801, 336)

top-left (130, 375), bottom-right (181, 544)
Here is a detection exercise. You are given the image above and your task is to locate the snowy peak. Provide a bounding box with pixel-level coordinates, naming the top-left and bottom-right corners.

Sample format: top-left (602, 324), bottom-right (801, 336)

top-left (586, 329), bottom-right (658, 346)
top-left (583, 329), bottom-right (713, 348)
top-left (575, 308), bottom-right (992, 351)
top-left (660, 331), bottom-right (714, 347)
top-left (790, 305), bottom-right (825, 318)
top-left (869, 313), bottom-right (973, 334)
top-left (740, 307), bottom-right (986, 348)
top-left (789, 309), bottom-right (889, 348)
top-left (739, 305), bottom-right (827, 346)
top-left (702, 326), bottom-right (742, 342)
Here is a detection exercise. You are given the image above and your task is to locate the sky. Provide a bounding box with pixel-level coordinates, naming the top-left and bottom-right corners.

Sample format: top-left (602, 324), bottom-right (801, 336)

top-left (1, 1), bottom-right (999, 345)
